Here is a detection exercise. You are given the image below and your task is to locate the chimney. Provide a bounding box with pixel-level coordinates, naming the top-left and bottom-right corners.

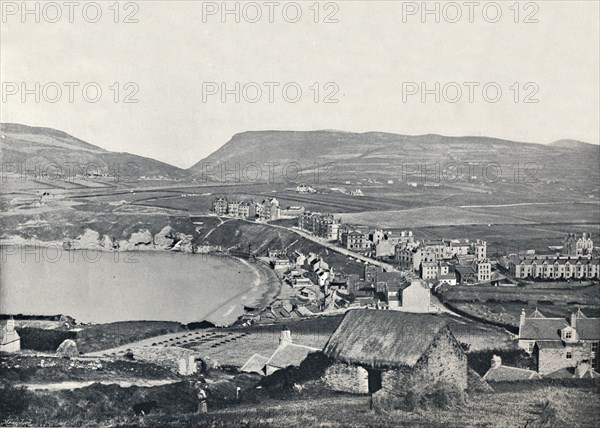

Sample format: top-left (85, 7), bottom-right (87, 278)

top-left (6, 317), bottom-right (16, 332)
top-left (279, 326), bottom-right (292, 345)
top-left (571, 310), bottom-right (577, 329)
top-left (491, 355), bottom-right (502, 369)
top-left (520, 308), bottom-right (526, 327)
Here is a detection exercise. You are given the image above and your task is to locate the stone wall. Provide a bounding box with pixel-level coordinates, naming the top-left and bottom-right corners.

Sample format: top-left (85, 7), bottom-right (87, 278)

top-left (132, 346), bottom-right (197, 376)
top-left (324, 363), bottom-right (369, 394)
top-left (375, 327), bottom-right (467, 401)
top-left (536, 345), bottom-right (588, 376)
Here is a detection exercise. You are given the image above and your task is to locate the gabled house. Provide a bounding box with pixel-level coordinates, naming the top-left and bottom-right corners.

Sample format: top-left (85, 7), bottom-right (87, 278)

top-left (240, 327), bottom-right (318, 376)
top-left (385, 278), bottom-right (431, 313)
top-left (518, 308), bottom-right (600, 376)
top-left (311, 268), bottom-right (331, 287)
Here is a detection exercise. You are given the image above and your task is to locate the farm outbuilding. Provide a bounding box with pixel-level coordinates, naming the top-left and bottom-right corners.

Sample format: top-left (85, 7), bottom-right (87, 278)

top-left (322, 309), bottom-right (467, 400)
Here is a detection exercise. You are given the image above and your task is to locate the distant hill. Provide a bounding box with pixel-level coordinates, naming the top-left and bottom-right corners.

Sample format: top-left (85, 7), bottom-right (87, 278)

top-left (0, 123), bottom-right (187, 180)
top-left (550, 139), bottom-right (598, 150)
top-left (189, 131), bottom-right (599, 186)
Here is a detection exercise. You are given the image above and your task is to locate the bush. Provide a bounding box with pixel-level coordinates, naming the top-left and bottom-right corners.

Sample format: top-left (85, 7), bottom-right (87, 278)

top-left (392, 382), bottom-right (465, 412)
top-left (258, 352), bottom-right (333, 396)
top-left (0, 383), bottom-right (32, 421)
top-left (17, 328), bottom-right (76, 352)
top-left (403, 389), bottom-right (423, 412)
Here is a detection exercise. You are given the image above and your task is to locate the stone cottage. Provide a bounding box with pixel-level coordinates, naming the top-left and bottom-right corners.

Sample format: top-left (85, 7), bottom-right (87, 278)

top-left (518, 308), bottom-right (600, 376)
top-left (322, 309), bottom-right (467, 398)
top-left (0, 319), bottom-right (21, 353)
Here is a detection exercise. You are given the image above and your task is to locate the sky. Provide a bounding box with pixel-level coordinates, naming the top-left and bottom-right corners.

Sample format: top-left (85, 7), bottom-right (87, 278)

top-left (1, 0), bottom-right (599, 169)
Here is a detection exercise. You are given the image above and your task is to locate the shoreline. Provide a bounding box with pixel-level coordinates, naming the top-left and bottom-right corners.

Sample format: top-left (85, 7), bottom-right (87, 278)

top-left (0, 244), bottom-right (283, 328)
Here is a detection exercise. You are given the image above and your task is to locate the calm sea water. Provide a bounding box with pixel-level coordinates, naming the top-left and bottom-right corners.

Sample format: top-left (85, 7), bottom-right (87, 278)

top-left (0, 248), bottom-right (269, 325)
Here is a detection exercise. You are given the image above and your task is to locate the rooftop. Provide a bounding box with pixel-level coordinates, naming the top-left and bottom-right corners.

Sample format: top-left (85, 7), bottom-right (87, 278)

top-left (323, 309), bottom-right (450, 369)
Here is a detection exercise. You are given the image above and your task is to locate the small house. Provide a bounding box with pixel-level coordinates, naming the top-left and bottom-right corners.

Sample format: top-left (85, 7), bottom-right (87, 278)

top-left (299, 287), bottom-right (318, 302)
top-left (322, 309), bottom-right (467, 398)
top-left (483, 355), bottom-right (541, 381)
top-left (385, 278), bottom-right (431, 313)
top-left (240, 327), bottom-right (318, 376)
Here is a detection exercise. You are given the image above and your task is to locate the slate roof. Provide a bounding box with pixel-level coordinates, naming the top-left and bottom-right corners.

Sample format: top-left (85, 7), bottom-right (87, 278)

top-left (240, 354), bottom-right (270, 374)
top-left (483, 365), bottom-right (541, 382)
top-left (577, 318), bottom-right (600, 340)
top-left (520, 319), bottom-right (567, 340)
top-left (520, 309), bottom-right (600, 341)
top-left (264, 342), bottom-right (319, 370)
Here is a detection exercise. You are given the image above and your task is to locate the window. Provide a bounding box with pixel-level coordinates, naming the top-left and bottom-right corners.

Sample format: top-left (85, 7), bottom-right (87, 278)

top-left (528, 342), bottom-right (534, 353)
top-left (566, 351), bottom-right (572, 359)
top-left (565, 331), bottom-right (572, 339)
top-left (592, 342), bottom-right (598, 353)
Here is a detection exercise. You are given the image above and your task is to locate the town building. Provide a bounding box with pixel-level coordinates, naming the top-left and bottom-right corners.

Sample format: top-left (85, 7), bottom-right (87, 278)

top-left (227, 200), bottom-right (239, 216)
top-left (396, 247), bottom-right (436, 272)
top-left (211, 197), bottom-right (287, 221)
top-left (238, 201), bottom-right (251, 218)
top-left (420, 261), bottom-right (438, 281)
top-left (259, 198), bottom-right (280, 221)
top-left (339, 226), bottom-right (371, 252)
top-left (518, 308), bottom-right (600, 376)
top-left (563, 233), bottom-right (594, 257)
top-left (510, 255), bottom-right (599, 279)
top-left (299, 212), bottom-right (341, 241)
top-left (280, 206), bottom-right (305, 217)
top-left (322, 310), bottom-right (467, 397)
top-left (400, 239), bottom-right (487, 266)
top-left (455, 259), bottom-right (492, 285)
top-left (296, 184), bottom-right (316, 193)
top-left (437, 260), bottom-right (457, 286)
top-left (384, 277), bottom-right (431, 313)
top-left (212, 197), bottom-right (228, 215)
top-left (0, 319), bottom-right (20, 352)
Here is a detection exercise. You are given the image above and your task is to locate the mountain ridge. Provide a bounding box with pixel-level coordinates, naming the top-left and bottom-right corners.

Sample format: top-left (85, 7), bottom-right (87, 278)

top-left (0, 122), bottom-right (187, 179)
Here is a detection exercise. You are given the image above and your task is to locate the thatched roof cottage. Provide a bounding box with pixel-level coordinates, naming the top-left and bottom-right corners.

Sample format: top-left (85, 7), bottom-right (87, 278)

top-left (322, 309), bottom-right (467, 399)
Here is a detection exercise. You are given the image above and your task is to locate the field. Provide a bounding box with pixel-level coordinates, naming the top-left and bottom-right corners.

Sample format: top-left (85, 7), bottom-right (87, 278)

top-left (339, 206), bottom-right (535, 228)
top-left (76, 321), bottom-right (186, 354)
top-left (339, 201), bottom-right (599, 228)
top-left (179, 316), bottom-right (344, 367)
top-left (0, 354), bottom-right (177, 385)
top-left (438, 283), bottom-right (600, 328)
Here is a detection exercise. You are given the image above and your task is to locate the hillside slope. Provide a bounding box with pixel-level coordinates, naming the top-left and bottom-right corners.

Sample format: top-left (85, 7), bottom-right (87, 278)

top-left (190, 131), bottom-right (600, 187)
top-left (0, 123), bottom-right (187, 179)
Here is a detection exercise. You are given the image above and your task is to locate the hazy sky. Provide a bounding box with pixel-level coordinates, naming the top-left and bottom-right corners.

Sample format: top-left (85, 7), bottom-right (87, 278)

top-left (1, 1), bottom-right (599, 168)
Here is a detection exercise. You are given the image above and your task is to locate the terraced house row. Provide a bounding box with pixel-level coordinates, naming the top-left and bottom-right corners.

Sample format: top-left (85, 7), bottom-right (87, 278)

top-left (509, 255), bottom-right (600, 279)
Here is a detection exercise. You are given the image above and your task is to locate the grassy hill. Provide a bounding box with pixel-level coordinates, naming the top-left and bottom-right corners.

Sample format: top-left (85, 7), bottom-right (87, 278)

top-left (0, 123), bottom-right (188, 180)
top-left (189, 131), bottom-right (599, 187)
